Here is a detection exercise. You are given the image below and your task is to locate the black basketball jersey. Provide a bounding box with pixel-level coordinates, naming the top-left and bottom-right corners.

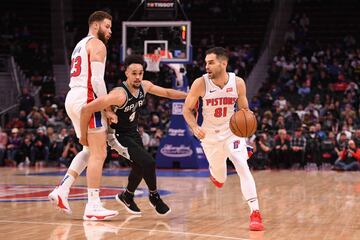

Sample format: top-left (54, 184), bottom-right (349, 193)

top-left (111, 82), bottom-right (146, 133)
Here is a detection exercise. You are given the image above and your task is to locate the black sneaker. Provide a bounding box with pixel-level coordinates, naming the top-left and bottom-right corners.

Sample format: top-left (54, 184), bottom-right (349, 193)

top-left (115, 192), bottom-right (141, 215)
top-left (149, 192), bottom-right (171, 216)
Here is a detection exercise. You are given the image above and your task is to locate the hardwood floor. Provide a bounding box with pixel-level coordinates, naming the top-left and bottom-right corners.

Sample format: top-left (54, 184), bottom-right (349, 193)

top-left (0, 167), bottom-right (359, 240)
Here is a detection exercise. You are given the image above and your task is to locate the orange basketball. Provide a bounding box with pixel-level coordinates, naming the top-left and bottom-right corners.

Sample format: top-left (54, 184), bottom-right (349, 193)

top-left (229, 109), bottom-right (257, 137)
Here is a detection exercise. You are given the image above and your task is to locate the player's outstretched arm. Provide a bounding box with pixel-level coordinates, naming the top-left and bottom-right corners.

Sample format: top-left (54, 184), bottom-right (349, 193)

top-left (182, 77), bottom-right (206, 139)
top-left (142, 80), bottom-right (187, 99)
top-left (236, 76), bottom-right (250, 110)
top-left (79, 89), bottom-right (126, 146)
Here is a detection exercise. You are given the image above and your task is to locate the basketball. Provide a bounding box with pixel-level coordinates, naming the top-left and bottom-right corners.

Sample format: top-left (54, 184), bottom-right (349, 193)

top-left (229, 109), bottom-right (257, 137)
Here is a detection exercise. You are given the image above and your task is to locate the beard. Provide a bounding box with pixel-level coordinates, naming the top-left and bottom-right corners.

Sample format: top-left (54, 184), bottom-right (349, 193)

top-left (97, 29), bottom-right (108, 45)
top-left (132, 83), bottom-right (141, 89)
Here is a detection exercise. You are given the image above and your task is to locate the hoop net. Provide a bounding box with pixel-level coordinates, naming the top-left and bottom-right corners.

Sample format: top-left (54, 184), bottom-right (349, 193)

top-left (144, 53), bottom-right (161, 72)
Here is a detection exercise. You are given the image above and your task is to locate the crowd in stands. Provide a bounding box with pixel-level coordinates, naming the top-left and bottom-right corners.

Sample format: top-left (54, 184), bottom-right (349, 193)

top-left (248, 11), bottom-right (360, 171)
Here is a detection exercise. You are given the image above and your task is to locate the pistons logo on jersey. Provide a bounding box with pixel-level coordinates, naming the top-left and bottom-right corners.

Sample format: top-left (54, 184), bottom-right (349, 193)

top-left (233, 140), bottom-right (240, 149)
top-left (205, 97), bottom-right (237, 118)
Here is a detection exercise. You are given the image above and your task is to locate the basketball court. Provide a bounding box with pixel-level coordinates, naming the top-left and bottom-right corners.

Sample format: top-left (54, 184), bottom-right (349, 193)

top-left (0, 167), bottom-right (359, 239)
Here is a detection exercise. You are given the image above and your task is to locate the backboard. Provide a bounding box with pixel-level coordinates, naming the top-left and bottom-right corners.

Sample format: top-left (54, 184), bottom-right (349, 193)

top-left (121, 21), bottom-right (192, 63)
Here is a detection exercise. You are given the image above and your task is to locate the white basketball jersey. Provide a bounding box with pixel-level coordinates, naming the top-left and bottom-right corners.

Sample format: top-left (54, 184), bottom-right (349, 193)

top-left (201, 72), bottom-right (238, 132)
top-left (68, 35), bottom-right (106, 90)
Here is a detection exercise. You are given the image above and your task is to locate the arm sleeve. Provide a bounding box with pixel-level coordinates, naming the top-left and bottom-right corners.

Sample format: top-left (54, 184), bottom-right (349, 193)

top-left (90, 61), bottom-right (107, 97)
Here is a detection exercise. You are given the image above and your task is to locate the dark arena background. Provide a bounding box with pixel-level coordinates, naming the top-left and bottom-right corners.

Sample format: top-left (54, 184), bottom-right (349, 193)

top-left (0, 0), bottom-right (359, 239)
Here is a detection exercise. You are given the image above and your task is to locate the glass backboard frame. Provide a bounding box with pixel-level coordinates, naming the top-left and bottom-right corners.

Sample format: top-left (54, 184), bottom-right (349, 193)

top-left (121, 21), bottom-right (192, 64)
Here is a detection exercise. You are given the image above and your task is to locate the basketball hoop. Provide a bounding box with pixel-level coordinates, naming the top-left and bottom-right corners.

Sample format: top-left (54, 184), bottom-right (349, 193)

top-left (144, 53), bottom-right (161, 72)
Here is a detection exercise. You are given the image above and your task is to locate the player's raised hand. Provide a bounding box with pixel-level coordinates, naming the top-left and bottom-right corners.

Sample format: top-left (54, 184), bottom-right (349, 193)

top-left (192, 125), bottom-right (206, 139)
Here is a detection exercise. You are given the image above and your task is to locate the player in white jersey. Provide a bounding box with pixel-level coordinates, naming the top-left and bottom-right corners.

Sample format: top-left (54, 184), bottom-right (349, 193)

top-left (183, 47), bottom-right (264, 231)
top-left (48, 11), bottom-right (119, 220)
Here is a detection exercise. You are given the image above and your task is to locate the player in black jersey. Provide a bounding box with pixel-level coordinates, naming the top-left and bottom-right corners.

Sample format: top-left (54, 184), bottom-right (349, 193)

top-left (79, 55), bottom-right (187, 215)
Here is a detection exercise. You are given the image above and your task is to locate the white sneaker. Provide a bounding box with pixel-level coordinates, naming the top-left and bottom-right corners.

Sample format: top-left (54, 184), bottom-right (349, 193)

top-left (48, 187), bottom-right (72, 215)
top-left (83, 202), bottom-right (119, 221)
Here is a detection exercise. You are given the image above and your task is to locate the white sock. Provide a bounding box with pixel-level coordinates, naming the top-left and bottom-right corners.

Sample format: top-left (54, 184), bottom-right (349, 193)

top-left (229, 151), bottom-right (260, 213)
top-left (58, 174), bottom-right (75, 192)
top-left (88, 188), bottom-right (101, 204)
top-left (247, 197), bottom-right (259, 212)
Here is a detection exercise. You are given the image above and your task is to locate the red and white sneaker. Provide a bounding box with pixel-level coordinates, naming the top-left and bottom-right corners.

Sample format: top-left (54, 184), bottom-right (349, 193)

top-left (48, 187), bottom-right (72, 215)
top-left (210, 175), bottom-right (224, 188)
top-left (83, 203), bottom-right (119, 221)
top-left (249, 210), bottom-right (264, 231)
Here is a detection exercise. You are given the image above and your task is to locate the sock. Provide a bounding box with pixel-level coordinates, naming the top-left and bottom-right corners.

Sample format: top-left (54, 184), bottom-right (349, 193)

top-left (247, 197), bottom-right (259, 212)
top-left (88, 188), bottom-right (101, 204)
top-left (58, 174), bottom-right (75, 192)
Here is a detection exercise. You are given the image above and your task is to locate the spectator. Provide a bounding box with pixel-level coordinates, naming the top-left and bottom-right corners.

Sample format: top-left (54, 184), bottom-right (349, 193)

top-left (251, 133), bottom-right (272, 170)
top-left (315, 123), bottom-right (326, 140)
top-left (30, 128), bottom-right (50, 167)
top-left (63, 128), bottom-right (78, 146)
top-left (290, 128), bottom-right (307, 168)
top-left (333, 140), bottom-right (360, 171)
top-left (47, 127), bottom-right (60, 163)
top-left (335, 132), bottom-right (349, 158)
top-left (6, 128), bottom-right (22, 166)
top-left (138, 125), bottom-right (150, 150)
top-left (149, 114), bottom-right (163, 134)
top-left (305, 125), bottom-right (321, 168)
top-left (18, 87), bottom-right (35, 114)
top-left (320, 131), bottom-right (338, 166)
top-left (272, 129), bottom-right (291, 169)
top-left (148, 129), bottom-right (163, 157)
top-left (17, 135), bottom-right (32, 167)
top-left (274, 115), bottom-right (286, 131)
top-left (58, 139), bottom-right (80, 167)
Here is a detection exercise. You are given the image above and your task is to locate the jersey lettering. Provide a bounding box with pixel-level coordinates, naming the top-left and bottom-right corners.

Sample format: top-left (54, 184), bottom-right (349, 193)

top-left (70, 56), bottom-right (82, 77)
top-left (205, 97), bottom-right (237, 106)
top-left (214, 107), bottom-right (227, 118)
top-left (129, 112), bottom-right (136, 122)
top-left (124, 100), bottom-right (144, 112)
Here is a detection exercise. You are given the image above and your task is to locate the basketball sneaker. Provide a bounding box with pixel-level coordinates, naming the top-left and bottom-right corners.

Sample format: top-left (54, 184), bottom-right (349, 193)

top-left (115, 192), bottom-right (141, 215)
top-left (249, 210), bottom-right (264, 231)
top-left (149, 192), bottom-right (171, 216)
top-left (83, 202), bottom-right (119, 221)
top-left (210, 174), bottom-right (224, 188)
top-left (48, 187), bottom-right (72, 215)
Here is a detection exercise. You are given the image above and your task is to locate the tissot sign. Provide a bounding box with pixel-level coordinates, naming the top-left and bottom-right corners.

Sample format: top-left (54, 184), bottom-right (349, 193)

top-left (145, 0), bottom-right (175, 10)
